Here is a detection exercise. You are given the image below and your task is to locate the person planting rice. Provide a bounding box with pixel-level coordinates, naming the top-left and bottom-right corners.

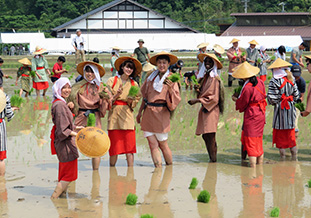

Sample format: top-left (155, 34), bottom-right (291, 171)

top-left (0, 90), bottom-right (17, 176)
top-left (136, 51), bottom-right (181, 168)
top-left (197, 43), bottom-right (209, 71)
top-left (15, 58), bottom-right (32, 97)
top-left (67, 61), bottom-right (112, 170)
top-left (106, 57), bottom-right (142, 167)
top-left (31, 46), bottom-right (51, 97)
top-left (231, 62), bottom-right (267, 167)
top-left (301, 55), bottom-right (311, 118)
top-left (188, 53), bottom-right (224, 162)
top-left (51, 56), bottom-right (67, 84)
top-left (267, 59), bottom-right (299, 160)
top-left (183, 70), bottom-right (196, 90)
top-left (258, 45), bottom-right (271, 82)
top-left (0, 58), bottom-right (10, 91)
top-left (50, 78), bottom-right (82, 199)
top-left (246, 40), bottom-right (260, 66)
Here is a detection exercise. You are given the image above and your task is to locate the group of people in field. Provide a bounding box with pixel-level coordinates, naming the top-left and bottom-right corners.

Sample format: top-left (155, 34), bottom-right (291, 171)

top-left (1, 34), bottom-right (311, 198)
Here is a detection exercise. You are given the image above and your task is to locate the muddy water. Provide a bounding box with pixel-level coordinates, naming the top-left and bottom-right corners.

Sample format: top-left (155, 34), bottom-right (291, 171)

top-left (1, 70), bottom-right (311, 217)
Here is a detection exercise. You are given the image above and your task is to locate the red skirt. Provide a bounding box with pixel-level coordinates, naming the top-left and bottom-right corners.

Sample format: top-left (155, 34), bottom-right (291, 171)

top-left (259, 75), bottom-right (266, 82)
top-left (108, 130), bottom-right (136, 156)
top-left (33, 81), bottom-right (49, 90)
top-left (58, 159), bottom-right (78, 182)
top-left (0, 151), bottom-right (6, 160)
top-left (273, 129), bottom-right (296, 149)
top-left (241, 131), bottom-right (264, 157)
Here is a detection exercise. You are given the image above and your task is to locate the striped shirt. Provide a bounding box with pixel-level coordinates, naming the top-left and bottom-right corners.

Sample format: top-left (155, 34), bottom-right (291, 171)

top-left (0, 95), bottom-right (14, 151)
top-left (267, 77), bottom-right (299, 129)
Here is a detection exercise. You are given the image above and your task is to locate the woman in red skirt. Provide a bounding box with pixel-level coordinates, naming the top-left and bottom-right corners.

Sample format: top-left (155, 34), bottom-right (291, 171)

top-left (50, 78), bottom-right (82, 198)
top-left (107, 57), bottom-right (142, 166)
top-left (232, 62), bottom-right (267, 167)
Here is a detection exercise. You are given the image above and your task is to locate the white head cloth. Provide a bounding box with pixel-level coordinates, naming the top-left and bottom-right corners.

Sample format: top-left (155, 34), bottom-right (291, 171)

top-left (83, 64), bottom-right (101, 86)
top-left (147, 69), bottom-right (170, 93)
top-left (197, 57), bottom-right (218, 79)
top-left (273, 67), bottom-right (288, 79)
top-left (112, 49), bottom-right (119, 57)
top-left (52, 77), bottom-right (71, 103)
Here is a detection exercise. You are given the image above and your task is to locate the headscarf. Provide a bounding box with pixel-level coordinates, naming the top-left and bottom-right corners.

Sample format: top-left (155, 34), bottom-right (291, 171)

top-left (275, 50), bottom-right (286, 60)
top-left (83, 64), bottom-right (101, 86)
top-left (147, 69), bottom-right (170, 93)
top-left (112, 49), bottom-right (120, 57)
top-left (273, 67), bottom-right (288, 79)
top-left (52, 77), bottom-right (71, 103)
top-left (260, 45), bottom-right (266, 58)
top-left (197, 57), bottom-right (218, 79)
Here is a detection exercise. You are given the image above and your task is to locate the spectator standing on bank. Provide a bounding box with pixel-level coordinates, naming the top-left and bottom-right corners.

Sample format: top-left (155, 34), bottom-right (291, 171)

top-left (72, 29), bottom-right (86, 66)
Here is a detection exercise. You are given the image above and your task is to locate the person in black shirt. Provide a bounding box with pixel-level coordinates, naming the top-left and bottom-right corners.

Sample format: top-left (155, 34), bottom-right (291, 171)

top-left (183, 70), bottom-right (196, 90)
top-left (292, 65), bottom-right (306, 101)
top-left (169, 60), bottom-right (184, 77)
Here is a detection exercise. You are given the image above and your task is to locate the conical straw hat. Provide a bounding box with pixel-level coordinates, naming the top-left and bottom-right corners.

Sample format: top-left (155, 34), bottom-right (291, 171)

top-left (230, 38), bottom-right (240, 44)
top-left (114, 56), bottom-right (142, 77)
top-left (18, 58), bottom-right (31, 66)
top-left (0, 90), bottom-right (6, 113)
top-left (268, 58), bottom-right (292, 70)
top-left (111, 46), bottom-right (121, 50)
top-left (232, 61), bottom-right (260, 79)
top-left (197, 53), bottom-right (223, 69)
top-left (76, 127), bottom-right (110, 158)
top-left (77, 61), bottom-right (106, 77)
top-left (197, 42), bottom-right (209, 49)
top-left (305, 55), bottom-right (311, 60)
top-left (213, 44), bottom-right (225, 54)
top-left (33, 46), bottom-right (47, 55)
top-left (149, 51), bottom-right (178, 66)
top-left (142, 62), bottom-right (156, 72)
top-left (248, 40), bottom-right (259, 45)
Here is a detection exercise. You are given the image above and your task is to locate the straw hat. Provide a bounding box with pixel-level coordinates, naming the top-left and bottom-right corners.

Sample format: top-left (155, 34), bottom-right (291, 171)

top-left (232, 62), bottom-right (260, 79)
top-left (0, 90), bottom-right (6, 113)
top-left (114, 56), bottom-right (142, 77)
top-left (305, 55), bottom-right (311, 60)
top-left (149, 51), bottom-right (178, 66)
top-left (213, 44), bottom-right (225, 54)
top-left (77, 61), bottom-right (106, 77)
top-left (230, 38), bottom-right (240, 44)
top-left (142, 62), bottom-right (156, 72)
top-left (268, 58), bottom-right (292, 70)
top-left (18, 58), bottom-right (31, 66)
top-left (248, 40), bottom-right (259, 45)
top-left (76, 127), bottom-right (110, 158)
top-left (197, 53), bottom-right (223, 69)
top-left (197, 42), bottom-right (209, 49)
top-left (33, 46), bottom-right (47, 55)
top-left (112, 46), bottom-right (121, 50)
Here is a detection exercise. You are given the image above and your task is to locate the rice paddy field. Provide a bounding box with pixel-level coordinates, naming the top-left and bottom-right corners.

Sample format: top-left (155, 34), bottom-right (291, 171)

top-left (1, 53), bottom-right (311, 217)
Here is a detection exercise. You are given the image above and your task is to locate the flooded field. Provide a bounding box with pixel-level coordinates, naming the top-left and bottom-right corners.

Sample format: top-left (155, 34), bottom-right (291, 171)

top-left (1, 65), bottom-right (311, 217)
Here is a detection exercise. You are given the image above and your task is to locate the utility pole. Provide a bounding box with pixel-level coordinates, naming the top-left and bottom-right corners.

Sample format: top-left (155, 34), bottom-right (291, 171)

top-left (241, 0), bottom-right (250, 13)
top-left (279, 2), bottom-right (286, 12)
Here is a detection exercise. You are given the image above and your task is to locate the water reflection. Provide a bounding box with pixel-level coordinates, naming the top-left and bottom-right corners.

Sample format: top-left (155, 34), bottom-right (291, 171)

top-left (139, 166), bottom-right (173, 218)
top-left (0, 177), bottom-right (8, 217)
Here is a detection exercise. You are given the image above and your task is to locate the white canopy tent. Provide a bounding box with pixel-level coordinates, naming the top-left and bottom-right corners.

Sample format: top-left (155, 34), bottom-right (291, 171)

top-left (0, 33), bottom-right (45, 51)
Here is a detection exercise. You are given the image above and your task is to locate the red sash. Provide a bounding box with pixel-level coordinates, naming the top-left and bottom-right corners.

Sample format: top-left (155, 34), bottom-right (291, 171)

top-left (279, 77), bottom-right (294, 110)
top-left (36, 67), bottom-right (44, 70)
top-left (114, 100), bottom-right (128, 105)
top-left (112, 76), bottom-right (135, 106)
top-left (0, 118), bottom-right (3, 123)
top-left (247, 83), bottom-right (267, 113)
top-left (21, 74), bottom-right (29, 77)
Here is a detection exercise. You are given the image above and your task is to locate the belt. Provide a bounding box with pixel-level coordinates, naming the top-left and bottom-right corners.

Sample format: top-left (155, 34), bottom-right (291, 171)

top-left (144, 98), bottom-right (167, 108)
top-left (280, 93), bottom-right (293, 110)
top-left (113, 100), bottom-right (127, 106)
top-left (0, 118), bottom-right (2, 123)
top-left (21, 74), bottom-right (29, 77)
top-left (36, 67), bottom-right (44, 70)
top-left (249, 99), bottom-right (267, 113)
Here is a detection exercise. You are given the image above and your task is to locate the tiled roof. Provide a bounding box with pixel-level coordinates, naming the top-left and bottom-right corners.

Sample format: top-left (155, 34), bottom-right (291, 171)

top-left (231, 12), bottom-right (310, 16)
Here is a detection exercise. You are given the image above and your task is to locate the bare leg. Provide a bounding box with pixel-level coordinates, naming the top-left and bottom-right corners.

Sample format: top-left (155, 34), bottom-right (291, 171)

top-left (92, 157), bottom-right (101, 170)
top-left (109, 155), bottom-right (118, 167)
top-left (158, 140), bottom-right (173, 165)
top-left (19, 89), bottom-right (23, 97)
top-left (126, 153), bottom-right (134, 167)
top-left (202, 133), bottom-right (217, 162)
top-left (279, 148), bottom-right (286, 160)
top-left (36, 89), bottom-right (40, 97)
top-left (257, 154), bottom-right (264, 165)
top-left (51, 181), bottom-right (70, 199)
top-left (43, 88), bottom-right (48, 96)
top-left (0, 160), bottom-right (5, 176)
top-left (241, 144), bottom-right (247, 161)
top-left (290, 146), bottom-right (297, 161)
top-left (249, 156), bottom-right (256, 168)
top-left (25, 92), bottom-right (29, 97)
top-left (147, 135), bottom-right (162, 168)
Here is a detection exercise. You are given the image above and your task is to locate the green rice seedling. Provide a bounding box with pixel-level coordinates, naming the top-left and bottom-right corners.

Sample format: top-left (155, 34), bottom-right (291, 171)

top-left (7, 75), bottom-right (13, 79)
top-left (10, 84), bottom-right (14, 86)
top-left (270, 56), bottom-right (276, 61)
top-left (217, 57), bottom-right (225, 63)
top-left (87, 113), bottom-right (96, 127)
top-left (295, 102), bottom-right (305, 111)
top-left (270, 207), bottom-right (280, 217)
top-left (64, 64), bottom-right (72, 72)
top-left (30, 71), bottom-right (36, 77)
top-left (308, 179), bottom-right (311, 188)
top-left (126, 193), bottom-right (138, 205)
top-left (140, 214), bottom-right (154, 218)
top-left (10, 95), bottom-right (25, 107)
top-left (128, 86), bottom-right (140, 97)
top-left (268, 76), bottom-right (272, 80)
top-left (68, 72), bottom-right (75, 80)
top-left (14, 90), bottom-right (19, 95)
top-left (233, 86), bottom-right (243, 96)
top-left (29, 88), bottom-right (34, 95)
top-left (241, 52), bottom-right (246, 57)
top-left (191, 75), bottom-right (199, 85)
top-left (257, 58), bottom-right (262, 63)
top-left (197, 190), bottom-right (211, 203)
top-left (189, 177), bottom-right (199, 189)
top-left (168, 74), bottom-right (181, 82)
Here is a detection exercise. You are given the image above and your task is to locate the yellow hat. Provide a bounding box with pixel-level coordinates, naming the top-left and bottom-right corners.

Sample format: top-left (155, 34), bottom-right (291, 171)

top-left (33, 46), bottom-right (47, 55)
top-left (232, 62), bottom-right (260, 79)
top-left (197, 42), bottom-right (209, 49)
top-left (230, 38), bottom-right (240, 44)
top-left (77, 61), bottom-right (106, 77)
top-left (149, 51), bottom-right (178, 66)
top-left (0, 90), bottom-right (5, 113)
top-left (305, 55), bottom-right (311, 60)
top-left (111, 46), bottom-right (121, 50)
top-left (114, 56), bottom-right (142, 77)
top-left (197, 53), bottom-right (223, 69)
top-left (142, 62), bottom-right (156, 72)
top-left (18, 58), bottom-right (31, 66)
top-left (213, 44), bottom-right (225, 54)
top-left (248, 40), bottom-right (259, 45)
top-left (76, 127), bottom-right (110, 158)
top-left (268, 58), bottom-right (292, 70)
